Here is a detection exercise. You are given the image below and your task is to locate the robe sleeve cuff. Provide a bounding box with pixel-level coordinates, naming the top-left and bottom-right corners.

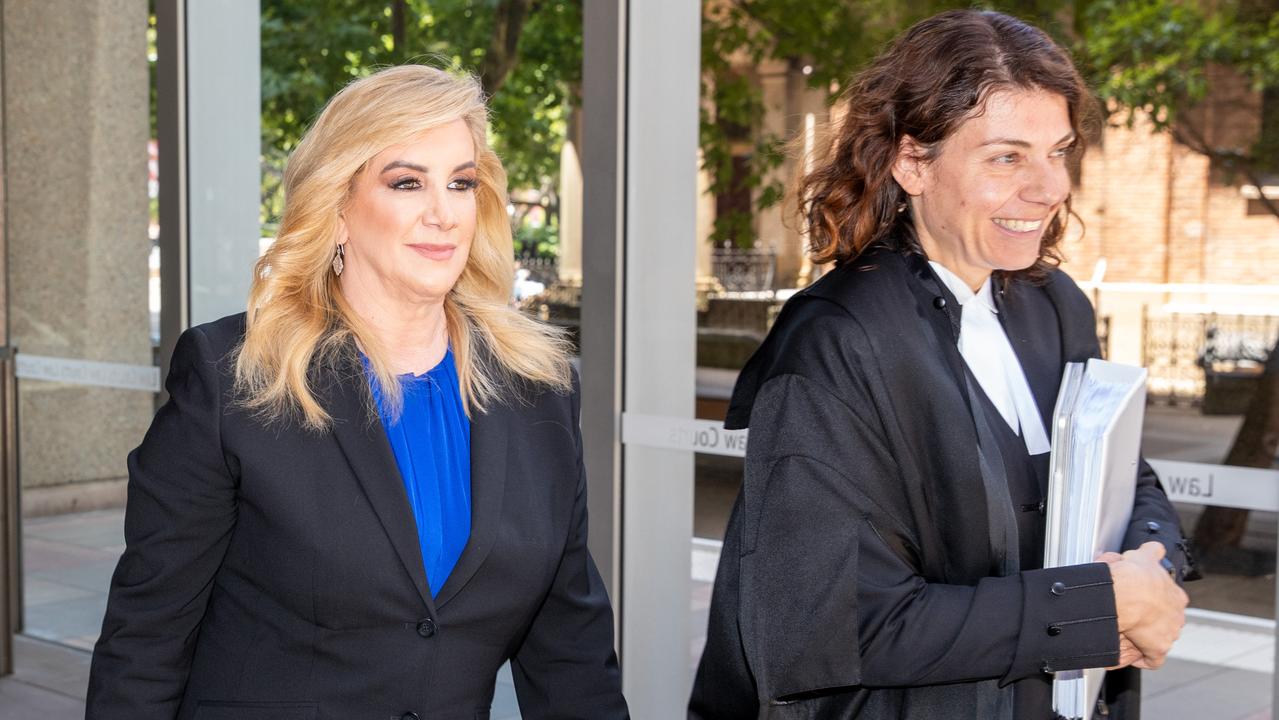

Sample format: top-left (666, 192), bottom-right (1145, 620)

top-left (1122, 517), bottom-right (1192, 584)
top-left (1002, 563), bottom-right (1120, 685)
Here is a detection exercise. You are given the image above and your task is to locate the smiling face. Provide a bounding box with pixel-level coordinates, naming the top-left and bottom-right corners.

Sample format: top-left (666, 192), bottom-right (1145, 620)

top-left (893, 88), bottom-right (1075, 290)
top-left (338, 119), bottom-right (478, 310)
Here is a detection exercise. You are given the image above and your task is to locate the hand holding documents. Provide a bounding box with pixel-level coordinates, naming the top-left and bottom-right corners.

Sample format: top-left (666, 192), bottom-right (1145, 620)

top-left (1105, 541), bottom-right (1187, 671)
top-left (1043, 359), bottom-right (1149, 720)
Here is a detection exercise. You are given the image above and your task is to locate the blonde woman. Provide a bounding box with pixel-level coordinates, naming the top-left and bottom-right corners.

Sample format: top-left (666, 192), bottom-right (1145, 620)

top-left (87, 66), bottom-right (629, 720)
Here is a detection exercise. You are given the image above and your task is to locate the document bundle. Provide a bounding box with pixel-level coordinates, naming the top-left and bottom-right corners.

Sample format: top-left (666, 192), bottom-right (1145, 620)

top-left (1043, 359), bottom-right (1148, 720)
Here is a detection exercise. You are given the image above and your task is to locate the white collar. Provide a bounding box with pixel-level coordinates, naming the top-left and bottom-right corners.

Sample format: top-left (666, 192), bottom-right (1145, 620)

top-left (928, 261), bottom-right (998, 315)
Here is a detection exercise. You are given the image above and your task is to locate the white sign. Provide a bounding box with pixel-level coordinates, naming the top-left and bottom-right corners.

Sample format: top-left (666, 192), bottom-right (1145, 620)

top-left (622, 412), bottom-right (748, 458)
top-left (1149, 459), bottom-right (1279, 512)
top-left (16, 354), bottom-right (161, 393)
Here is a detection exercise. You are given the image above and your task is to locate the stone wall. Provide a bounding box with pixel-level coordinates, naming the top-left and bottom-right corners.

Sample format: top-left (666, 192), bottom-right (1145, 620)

top-left (3, 0), bottom-right (153, 508)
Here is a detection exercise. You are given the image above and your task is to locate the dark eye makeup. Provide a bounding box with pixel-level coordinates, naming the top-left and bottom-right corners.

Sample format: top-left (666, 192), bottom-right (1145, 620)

top-left (386, 175), bottom-right (476, 192)
top-left (390, 176), bottom-right (421, 190)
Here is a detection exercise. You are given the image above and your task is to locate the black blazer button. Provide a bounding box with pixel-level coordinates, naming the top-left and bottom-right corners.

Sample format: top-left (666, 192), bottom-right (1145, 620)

top-left (1145, 520), bottom-right (1161, 534)
top-left (416, 618), bottom-right (437, 638)
top-left (1050, 581), bottom-right (1066, 596)
top-left (401, 713), bottom-right (421, 720)
top-left (932, 296), bottom-right (947, 309)
top-left (1047, 624), bottom-right (1062, 636)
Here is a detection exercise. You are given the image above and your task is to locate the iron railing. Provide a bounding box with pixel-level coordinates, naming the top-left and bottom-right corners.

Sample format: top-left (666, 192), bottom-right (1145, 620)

top-left (710, 245), bottom-right (776, 294)
top-left (1143, 310), bottom-right (1279, 406)
top-left (515, 255), bottom-right (560, 287)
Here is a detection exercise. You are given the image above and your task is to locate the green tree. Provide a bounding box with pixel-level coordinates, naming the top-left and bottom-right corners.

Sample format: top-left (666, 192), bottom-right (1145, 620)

top-left (699, 0), bottom-right (900, 247)
top-left (1080, 0), bottom-right (1279, 218)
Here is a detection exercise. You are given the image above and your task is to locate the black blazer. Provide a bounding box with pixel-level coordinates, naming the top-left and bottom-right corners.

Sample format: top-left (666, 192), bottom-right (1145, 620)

top-left (87, 313), bottom-right (628, 720)
top-left (691, 248), bottom-right (1186, 719)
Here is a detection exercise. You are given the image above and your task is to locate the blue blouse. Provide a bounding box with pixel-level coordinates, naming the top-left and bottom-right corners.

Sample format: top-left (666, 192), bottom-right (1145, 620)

top-left (366, 350), bottom-right (472, 599)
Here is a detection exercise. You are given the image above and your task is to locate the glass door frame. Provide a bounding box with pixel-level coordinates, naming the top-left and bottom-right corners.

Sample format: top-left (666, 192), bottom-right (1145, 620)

top-left (0, 0), bottom-right (258, 676)
top-left (580, 1), bottom-right (701, 716)
top-left (0, 350), bottom-right (16, 677)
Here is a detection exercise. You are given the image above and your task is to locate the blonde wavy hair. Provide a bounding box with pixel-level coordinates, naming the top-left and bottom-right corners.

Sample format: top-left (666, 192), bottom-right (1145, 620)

top-left (235, 64), bottom-right (571, 429)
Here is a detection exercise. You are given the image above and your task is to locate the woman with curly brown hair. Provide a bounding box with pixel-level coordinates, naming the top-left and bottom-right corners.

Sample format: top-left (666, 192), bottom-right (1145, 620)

top-left (691, 10), bottom-right (1188, 719)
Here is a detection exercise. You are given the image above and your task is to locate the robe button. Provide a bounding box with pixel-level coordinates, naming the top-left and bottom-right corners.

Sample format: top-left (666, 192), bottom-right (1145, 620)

top-left (1050, 581), bottom-right (1066, 596)
top-left (1047, 624), bottom-right (1062, 636)
top-left (416, 619), bottom-right (437, 638)
top-left (1145, 520), bottom-right (1161, 534)
top-left (932, 296), bottom-right (947, 309)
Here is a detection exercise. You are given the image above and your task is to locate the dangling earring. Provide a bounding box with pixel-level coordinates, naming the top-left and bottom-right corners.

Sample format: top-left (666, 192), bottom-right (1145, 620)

top-left (896, 201), bottom-right (908, 214)
top-left (332, 244), bottom-right (345, 276)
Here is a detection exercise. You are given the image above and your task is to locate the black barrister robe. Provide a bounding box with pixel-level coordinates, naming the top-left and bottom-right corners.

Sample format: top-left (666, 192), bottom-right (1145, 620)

top-left (690, 247), bottom-right (1189, 719)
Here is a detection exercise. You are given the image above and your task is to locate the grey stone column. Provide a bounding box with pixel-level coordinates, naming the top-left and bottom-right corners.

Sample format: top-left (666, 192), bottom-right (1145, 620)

top-left (3, 0), bottom-right (152, 510)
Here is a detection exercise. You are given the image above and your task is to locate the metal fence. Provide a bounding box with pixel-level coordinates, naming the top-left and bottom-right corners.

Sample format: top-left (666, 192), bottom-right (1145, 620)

top-left (515, 255), bottom-right (560, 286)
top-left (710, 245), bottom-right (776, 294)
top-left (1143, 310), bottom-right (1279, 407)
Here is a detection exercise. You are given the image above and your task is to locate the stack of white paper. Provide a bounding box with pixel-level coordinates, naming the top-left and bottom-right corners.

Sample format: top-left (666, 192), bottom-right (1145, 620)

top-left (1044, 359), bottom-right (1148, 720)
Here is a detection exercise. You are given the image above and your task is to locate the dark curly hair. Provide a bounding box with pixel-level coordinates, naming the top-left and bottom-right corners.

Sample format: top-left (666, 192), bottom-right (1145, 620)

top-left (798, 9), bottom-right (1096, 281)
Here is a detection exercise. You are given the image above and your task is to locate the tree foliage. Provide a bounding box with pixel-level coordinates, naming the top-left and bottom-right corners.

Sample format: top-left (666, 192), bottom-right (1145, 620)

top-left (258, 1), bottom-right (1278, 239)
top-left (700, 0), bottom-right (904, 246)
top-left (1081, 0), bottom-right (1279, 215)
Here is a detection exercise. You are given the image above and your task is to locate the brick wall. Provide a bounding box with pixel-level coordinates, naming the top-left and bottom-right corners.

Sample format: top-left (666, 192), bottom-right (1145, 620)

top-left (1060, 78), bottom-right (1279, 286)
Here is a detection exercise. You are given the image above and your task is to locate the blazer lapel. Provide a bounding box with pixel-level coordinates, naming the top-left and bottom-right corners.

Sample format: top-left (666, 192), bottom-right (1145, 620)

top-left (434, 399), bottom-right (509, 609)
top-left (324, 360), bottom-right (438, 616)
